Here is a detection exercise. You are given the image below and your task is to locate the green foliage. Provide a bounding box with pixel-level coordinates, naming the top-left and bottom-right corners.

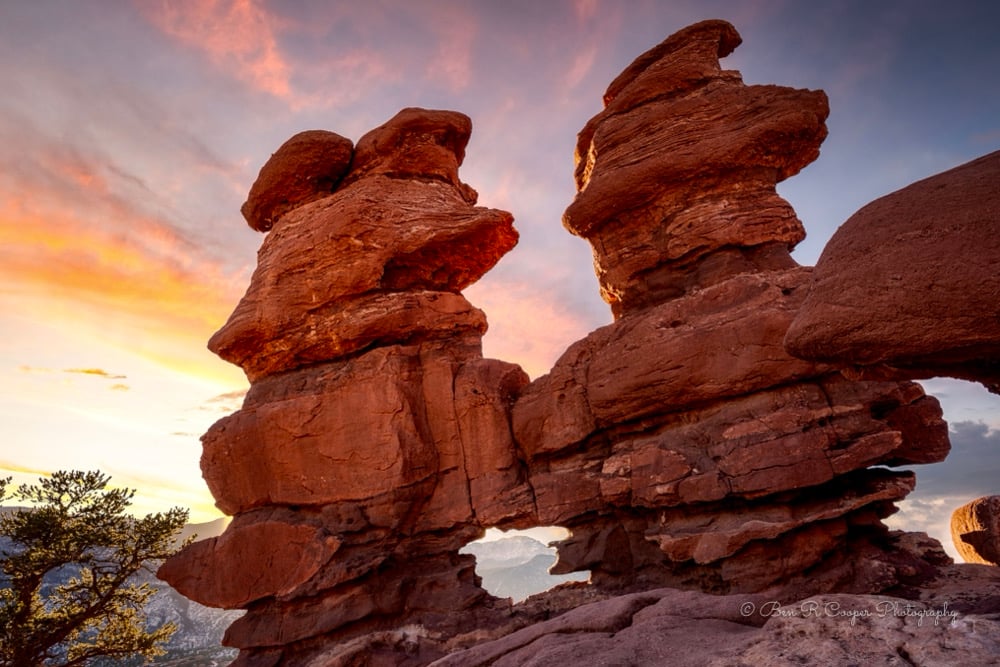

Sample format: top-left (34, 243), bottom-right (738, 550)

top-left (0, 471), bottom-right (191, 666)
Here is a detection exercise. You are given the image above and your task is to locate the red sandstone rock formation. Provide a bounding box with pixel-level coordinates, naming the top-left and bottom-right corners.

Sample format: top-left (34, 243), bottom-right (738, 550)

top-left (514, 18), bottom-right (949, 597)
top-left (785, 150), bottom-right (1000, 392)
top-left (160, 107), bottom-right (534, 665)
top-left (159, 20), bottom-right (966, 667)
top-left (951, 496), bottom-right (1000, 565)
top-left (240, 129), bottom-right (354, 233)
top-left (563, 20), bottom-right (826, 317)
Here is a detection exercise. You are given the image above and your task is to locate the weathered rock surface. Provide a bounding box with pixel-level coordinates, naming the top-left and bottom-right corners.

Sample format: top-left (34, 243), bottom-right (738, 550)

top-left (158, 19), bottom-right (980, 667)
top-left (785, 149), bottom-right (1000, 392)
top-left (241, 129), bottom-right (354, 232)
top-left (564, 19), bottom-right (828, 317)
top-left (513, 18), bottom-right (948, 599)
top-left (212, 112), bottom-right (516, 382)
top-left (160, 107), bottom-right (531, 665)
top-left (952, 495), bottom-right (1000, 566)
top-left (432, 562), bottom-right (1000, 667)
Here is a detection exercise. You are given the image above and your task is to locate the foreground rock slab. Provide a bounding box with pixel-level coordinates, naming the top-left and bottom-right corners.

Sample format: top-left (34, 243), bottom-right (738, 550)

top-left (432, 564), bottom-right (1000, 667)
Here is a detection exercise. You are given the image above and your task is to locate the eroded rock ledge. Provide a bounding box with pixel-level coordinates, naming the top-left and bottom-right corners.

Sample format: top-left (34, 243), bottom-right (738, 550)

top-left (785, 149), bottom-right (1000, 392)
top-left (157, 19), bottom-right (991, 667)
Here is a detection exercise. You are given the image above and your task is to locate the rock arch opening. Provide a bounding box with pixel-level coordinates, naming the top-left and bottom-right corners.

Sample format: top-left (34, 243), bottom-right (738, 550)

top-left (460, 527), bottom-right (590, 602)
top-left (886, 377), bottom-right (1000, 562)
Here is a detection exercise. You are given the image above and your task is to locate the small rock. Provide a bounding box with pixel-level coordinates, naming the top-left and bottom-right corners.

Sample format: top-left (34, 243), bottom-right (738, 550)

top-left (952, 496), bottom-right (1000, 565)
top-left (240, 129), bottom-right (354, 232)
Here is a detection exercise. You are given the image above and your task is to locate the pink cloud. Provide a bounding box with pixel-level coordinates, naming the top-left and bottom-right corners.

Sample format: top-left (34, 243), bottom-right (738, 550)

top-left (141, 0), bottom-right (292, 99)
top-left (466, 280), bottom-right (597, 379)
top-left (423, 7), bottom-right (479, 92)
top-left (0, 142), bottom-right (247, 381)
top-left (574, 0), bottom-right (600, 22)
top-left (563, 45), bottom-right (598, 91)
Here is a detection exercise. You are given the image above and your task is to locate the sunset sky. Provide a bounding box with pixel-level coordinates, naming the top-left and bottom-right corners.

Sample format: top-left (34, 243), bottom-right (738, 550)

top-left (1, 1), bottom-right (998, 557)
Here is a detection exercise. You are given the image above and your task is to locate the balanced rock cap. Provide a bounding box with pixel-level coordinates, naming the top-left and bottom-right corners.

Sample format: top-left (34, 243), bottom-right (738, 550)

top-left (241, 129), bottom-right (354, 232)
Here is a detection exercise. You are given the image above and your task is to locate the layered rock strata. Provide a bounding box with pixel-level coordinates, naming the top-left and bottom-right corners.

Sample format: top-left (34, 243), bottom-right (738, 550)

top-left (159, 20), bottom-right (962, 667)
top-left (785, 149), bottom-right (1000, 392)
top-left (513, 19), bottom-right (950, 596)
top-left (160, 108), bottom-right (534, 665)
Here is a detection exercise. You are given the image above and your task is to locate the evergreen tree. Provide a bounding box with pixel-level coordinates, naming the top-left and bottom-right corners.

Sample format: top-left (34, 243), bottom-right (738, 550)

top-left (0, 471), bottom-right (190, 666)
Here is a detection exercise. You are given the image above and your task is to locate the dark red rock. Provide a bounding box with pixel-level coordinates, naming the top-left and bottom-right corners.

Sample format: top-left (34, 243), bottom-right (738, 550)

top-left (161, 108), bottom-right (529, 663)
top-left (346, 107), bottom-right (477, 202)
top-left (212, 176), bottom-right (516, 381)
top-left (156, 518), bottom-right (340, 609)
top-left (240, 130), bottom-right (353, 232)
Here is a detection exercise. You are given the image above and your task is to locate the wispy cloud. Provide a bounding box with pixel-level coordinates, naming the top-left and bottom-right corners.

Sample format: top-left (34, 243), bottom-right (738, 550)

top-left (63, 368), bottom-right (127, 379)
top-left (971, 128), bottom-right (1000, 146)
top-left (563, 45), bottom-right (598, 91)
top-left (423, 5), bottom-right (478, 92)
top-left (0, 189), bottom-right (245, 383)
top-left (0, 463), bottom-right (57, 480)
top-left (18, 366), bottom-right (54, 374)
top-left (142, 0), bottom-right (292, 99)
top-left (0, 204), bottom-right (239, 326)
top-left (201, 389), bottom-right (247, 413)
top-left (573, 0), bottom-right (600, 22)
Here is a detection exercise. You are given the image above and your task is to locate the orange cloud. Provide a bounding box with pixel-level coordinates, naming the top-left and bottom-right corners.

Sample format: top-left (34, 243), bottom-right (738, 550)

top-left (142, 0), bottom-right (292, 99)
top-left (0, 463), bottom-right (55, 481)
top-left (18, 366), bottom-right (55, 374)
top-left (0, 193), bottom-right (246, 385)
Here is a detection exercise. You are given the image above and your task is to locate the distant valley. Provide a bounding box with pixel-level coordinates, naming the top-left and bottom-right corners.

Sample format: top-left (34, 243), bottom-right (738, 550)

top-left (0, 512), bottom-right (239, 664)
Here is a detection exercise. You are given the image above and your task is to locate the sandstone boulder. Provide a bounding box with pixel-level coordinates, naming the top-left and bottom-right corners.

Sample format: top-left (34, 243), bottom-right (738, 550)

top-left (160, 107), bottom-right (531, 664)
top-left (157, 518), bottom-right (341, 609)
top-left (345, 107), bottom-right (477, 202)
top-left (513, 18), bottom-right (947, 598)
top-left (952, 495), bottom-right (1000, 565)
top-left (211, 109), bottom-right (517, 381)
top-left (785, 149), bottom-right (1000, 392)
top-left (240, 129), bottom-right (354, 232)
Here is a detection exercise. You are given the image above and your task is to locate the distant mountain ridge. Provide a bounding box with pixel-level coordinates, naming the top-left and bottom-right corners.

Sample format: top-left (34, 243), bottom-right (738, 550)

top-left (0, 512), bottom-right (238, 663)
top-left (461, 535), bottom-right (589, 602)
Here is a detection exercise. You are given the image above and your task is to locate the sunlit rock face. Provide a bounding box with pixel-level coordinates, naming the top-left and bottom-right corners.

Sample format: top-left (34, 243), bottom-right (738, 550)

top-left (160, 107), bottom-right (537, 665)
top-left (514, 18), bottom-right (948, 597)
top-left (785, 149), bottom-right (1000, 393)
top-left (951, 496), bottom-right (1000, 565)
top-left (159, 21), bottom-right (961, 667)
